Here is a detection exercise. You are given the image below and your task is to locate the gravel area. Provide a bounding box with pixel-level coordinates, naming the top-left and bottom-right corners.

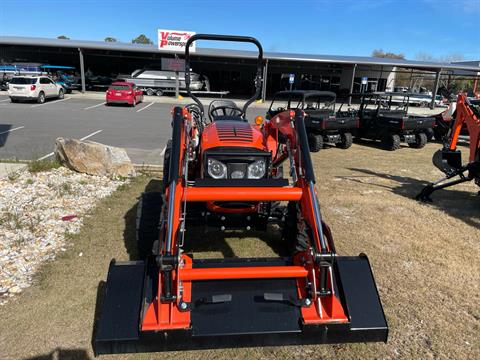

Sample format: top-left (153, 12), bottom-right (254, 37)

top-left (0, 166), bottom-right (126, 305)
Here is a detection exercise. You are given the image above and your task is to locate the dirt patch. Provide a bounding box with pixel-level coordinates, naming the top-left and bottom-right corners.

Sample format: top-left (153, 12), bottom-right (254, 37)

top-left (0, 143), bottom-right (478, 360)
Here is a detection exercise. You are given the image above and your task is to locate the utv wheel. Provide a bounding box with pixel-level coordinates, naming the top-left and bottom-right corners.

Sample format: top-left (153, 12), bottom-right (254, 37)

top-left (308, 133), bottom-right (323, 152)
top-left (162, 139), bottom-right (172, 192)
top-left (425, 128), bottom-right (434, 142)
top-left (136, 192), bottom-right (163, 260)
top-left (37, 92), bottom-right (45, 104)
top-left (382, 134), bottom-right (401, 151)
top-left (408, 132), bottom-right (428, 149)
top-left (336, 132), bottom-right (353, 149)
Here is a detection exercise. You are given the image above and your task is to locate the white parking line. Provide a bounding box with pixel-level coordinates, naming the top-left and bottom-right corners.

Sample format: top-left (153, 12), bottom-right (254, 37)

top-left (136, 102), bottom-right (154, 113)
top-left (84, 102), bottom-right (106, 110)
top-left (37, 129), bottom-right (103, 161)
top-left (80, 129), bottom-right (103, 141)
top-left (31, 97), bottom-right (71, 108)
top-left (0, 126), bottom-right (25, 135)
top-left (0, 98), bottom-right (10, 103)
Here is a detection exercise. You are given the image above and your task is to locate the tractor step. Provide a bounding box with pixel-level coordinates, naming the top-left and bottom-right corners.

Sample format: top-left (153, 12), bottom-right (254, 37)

top-left (93, 256), bottom-right (387, 355)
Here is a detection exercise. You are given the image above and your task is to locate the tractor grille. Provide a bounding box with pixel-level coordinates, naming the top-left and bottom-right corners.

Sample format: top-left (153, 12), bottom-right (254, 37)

top-left (216, 122), bottom-right (253, 142)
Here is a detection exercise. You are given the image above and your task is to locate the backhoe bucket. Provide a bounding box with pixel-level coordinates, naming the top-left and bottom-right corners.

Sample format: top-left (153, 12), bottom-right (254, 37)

top-left (433, 148), bottom-right (462, 173)
top-left (93, 255), bottom-right (387, 355)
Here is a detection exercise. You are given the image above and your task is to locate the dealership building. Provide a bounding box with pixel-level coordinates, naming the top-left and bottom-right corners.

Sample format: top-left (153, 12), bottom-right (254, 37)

top-left (1, 35), bottom-right (479, 107)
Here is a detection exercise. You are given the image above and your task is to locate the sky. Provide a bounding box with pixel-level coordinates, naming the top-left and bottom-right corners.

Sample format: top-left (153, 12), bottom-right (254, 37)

top-left (0, 0), bottom-right (479, 60)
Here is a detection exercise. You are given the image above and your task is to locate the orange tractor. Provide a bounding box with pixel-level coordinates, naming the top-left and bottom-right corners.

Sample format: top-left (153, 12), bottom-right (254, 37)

top-left (93, 34), bottom-right (387, 355)
top-left (417, 93), bottom-right (480, 201)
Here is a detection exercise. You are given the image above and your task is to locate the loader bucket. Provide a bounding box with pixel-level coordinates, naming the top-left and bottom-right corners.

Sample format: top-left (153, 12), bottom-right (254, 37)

top-left (93, 255), bottom-right (387, 355)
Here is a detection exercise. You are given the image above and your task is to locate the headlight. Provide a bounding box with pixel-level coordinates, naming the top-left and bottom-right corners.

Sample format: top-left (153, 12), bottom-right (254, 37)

top-left (207, 158), bottom-right (227, 179)
top-left (247, 159), bottom-right (266, 179)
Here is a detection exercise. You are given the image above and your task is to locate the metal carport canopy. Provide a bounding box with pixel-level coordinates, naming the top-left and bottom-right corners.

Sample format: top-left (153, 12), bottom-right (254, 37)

top-left (1, 36), bottom-right (480, 73)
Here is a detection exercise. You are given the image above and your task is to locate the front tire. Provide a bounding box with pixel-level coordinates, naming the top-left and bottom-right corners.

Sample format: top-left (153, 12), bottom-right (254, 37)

top-left (58, 89), bottom-right (64, 99)
top-left (10, 97), bottom-right (17, 103)
top-left (336, 132), bottom-right (353, 149)
top-left (382, 133), bottom-right (401, 151)
top-left (136, 192), bottom-right (163, 260)
top-left (408, 132), bottom-right (428, 149)
top-left (308, 133), bottom-right (323, 152)
top-left (37, 92), bottom-right (45, 104)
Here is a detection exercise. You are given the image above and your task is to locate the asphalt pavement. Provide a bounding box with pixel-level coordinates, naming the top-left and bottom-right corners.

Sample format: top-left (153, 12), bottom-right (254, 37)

top-left (0, 92), bottom-right (265, 165)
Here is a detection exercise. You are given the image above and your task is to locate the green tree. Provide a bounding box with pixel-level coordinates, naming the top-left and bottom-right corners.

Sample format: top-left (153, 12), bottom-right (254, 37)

top-left (104, 37), bottom-right (117, 42)
top-left (131, 34), bottom-right (153, 45)
top-left (371, 49), bottom-right (405, 59)
top-left (57, 35), bottom-right (70, 40)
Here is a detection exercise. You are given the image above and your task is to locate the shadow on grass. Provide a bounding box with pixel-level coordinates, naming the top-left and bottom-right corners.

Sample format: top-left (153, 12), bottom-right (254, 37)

top-left (123, 179), bottom-right (287, 260)
top-left (344, 167), bottom-right (479, 229)
top-left (89, 281), bottom-right (106, 359)
top-left (123, 179), bottom-right (163, 260)
top-left (23, 348), bottom-right (90, 360)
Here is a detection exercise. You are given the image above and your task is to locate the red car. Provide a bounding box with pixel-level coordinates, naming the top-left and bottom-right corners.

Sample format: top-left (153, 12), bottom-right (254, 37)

top-left (106, 82), bottom-right (143, 106)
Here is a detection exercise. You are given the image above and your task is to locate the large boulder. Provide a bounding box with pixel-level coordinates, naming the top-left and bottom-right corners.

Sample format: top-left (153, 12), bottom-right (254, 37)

top-left (55, 138), bottom-right (136, 178)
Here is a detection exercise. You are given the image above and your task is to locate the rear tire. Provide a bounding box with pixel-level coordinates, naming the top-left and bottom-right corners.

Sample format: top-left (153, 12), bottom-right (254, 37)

top-left (58, 89), bottom-right (64, 99)
top-left (308, 133), bottom-right (323, 152)
top-left (156, 89), bottom-right (164, 96)
top-left (145, 88), bottom-right (154, 96)
top-left (382, 133), bottom-right (401, 151)
top-left (336, 132), bottom-right (353, 149)
top-left (136, 192), bottom-right (163, 260)
top-left (10, 97), bottom-right (17, 103)
top-left (37, 92), bottom-right (45, 104)
top-left (409, 132), bottom-right (428, 149)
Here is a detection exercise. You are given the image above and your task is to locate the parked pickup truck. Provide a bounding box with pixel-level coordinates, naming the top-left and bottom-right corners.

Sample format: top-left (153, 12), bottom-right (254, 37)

top-left (267, 90), bottom-right (359, 152)
top-left (353, 92), bottom-right (436, 150)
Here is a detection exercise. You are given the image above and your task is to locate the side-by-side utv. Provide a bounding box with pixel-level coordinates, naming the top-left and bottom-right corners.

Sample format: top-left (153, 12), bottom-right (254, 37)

top-left (93, 34), bottom-right (388, 355)
top-left (268, 90), bottom-right (359, 152)
top-left (353, 92), bottom-right (436, 150)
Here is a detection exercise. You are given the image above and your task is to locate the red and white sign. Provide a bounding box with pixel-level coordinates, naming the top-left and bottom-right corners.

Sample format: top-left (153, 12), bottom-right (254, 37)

top-left (157, 29), bottom-right (196, 52)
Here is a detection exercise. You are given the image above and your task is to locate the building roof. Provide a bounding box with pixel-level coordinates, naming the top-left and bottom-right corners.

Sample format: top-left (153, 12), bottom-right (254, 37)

top-left (1, 35), bottom-right (480, 73)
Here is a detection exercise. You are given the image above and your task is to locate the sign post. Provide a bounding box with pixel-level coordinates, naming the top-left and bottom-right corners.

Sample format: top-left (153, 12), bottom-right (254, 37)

top-left (361, 76), bottom-right (368, 93)
top-left (289, 73), bottom-right (295, 91)
top-left (162, 58), bottom-right (185, 98)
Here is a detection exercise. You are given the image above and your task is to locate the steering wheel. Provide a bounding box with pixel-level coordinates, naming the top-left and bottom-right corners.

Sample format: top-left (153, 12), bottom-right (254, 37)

top-left (276, 107), bottom-right (286, 112)
top-left (208, 105), bottom-right (244, 121)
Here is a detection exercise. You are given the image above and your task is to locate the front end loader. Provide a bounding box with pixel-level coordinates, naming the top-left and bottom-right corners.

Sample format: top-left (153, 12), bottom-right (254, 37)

top-left (93, 34), bottom-right (388, 355)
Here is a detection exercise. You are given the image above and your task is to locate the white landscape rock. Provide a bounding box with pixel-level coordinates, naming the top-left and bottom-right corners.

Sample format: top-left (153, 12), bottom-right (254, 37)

top-left (0, 166), bottom-right (127, 305)
top-left (55, 138), bottom-right (136, 178)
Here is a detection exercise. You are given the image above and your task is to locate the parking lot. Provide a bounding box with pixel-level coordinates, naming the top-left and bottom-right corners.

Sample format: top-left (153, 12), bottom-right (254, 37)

top-left (0, 92), bottom-right (266, 165)
top-left (0, 91), bottom-right (442, 166)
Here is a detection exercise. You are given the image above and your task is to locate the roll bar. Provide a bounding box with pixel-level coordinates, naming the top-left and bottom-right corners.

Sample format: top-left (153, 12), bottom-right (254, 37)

top-left (185, 34), bottom-right (264, 117)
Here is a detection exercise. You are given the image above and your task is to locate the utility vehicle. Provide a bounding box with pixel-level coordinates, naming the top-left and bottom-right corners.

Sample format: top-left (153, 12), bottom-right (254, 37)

top-left (267, 90), bottom-right (358, 152)
top-left (353, 92), bottom-right (436, 150)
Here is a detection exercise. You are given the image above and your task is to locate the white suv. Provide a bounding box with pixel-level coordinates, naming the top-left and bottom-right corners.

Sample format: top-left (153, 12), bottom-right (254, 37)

top-left (8, 76), bottom-right (64, 103)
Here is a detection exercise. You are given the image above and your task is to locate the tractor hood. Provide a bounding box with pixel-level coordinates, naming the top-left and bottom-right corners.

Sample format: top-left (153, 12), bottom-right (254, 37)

top-left (201, 120), bottom-right (265, 151)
